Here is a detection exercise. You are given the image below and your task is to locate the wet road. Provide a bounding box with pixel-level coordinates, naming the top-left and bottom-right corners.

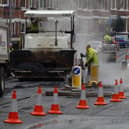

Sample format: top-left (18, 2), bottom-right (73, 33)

top-left (1, 49), bottom-right (129, 129)
top-left (1, 77), bottom-right (129, 129)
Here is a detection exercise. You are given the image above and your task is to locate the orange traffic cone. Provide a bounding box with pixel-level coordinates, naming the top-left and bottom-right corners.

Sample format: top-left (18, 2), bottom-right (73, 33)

top-left (110, 80), bottom-right (122, 102)
top-left (94, 81), bottom-right (107, 105)
top-left (4, 90), bottom-right (23, 124)
top-left (76, 84), bottom-right (89, 109)
top-left (119, 78), bottom-right (127, 99)
top-left (31, 86), bottom-right (46, 116)
top-left (48, 87), bottom-right (63, 114)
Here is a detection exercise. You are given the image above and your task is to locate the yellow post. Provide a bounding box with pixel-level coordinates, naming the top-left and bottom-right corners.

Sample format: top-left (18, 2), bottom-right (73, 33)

top-left (72, 66), bottom-right (82, 89)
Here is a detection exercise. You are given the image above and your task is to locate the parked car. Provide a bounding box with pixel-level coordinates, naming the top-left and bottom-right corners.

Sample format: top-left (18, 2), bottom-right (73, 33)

top-left (113, 32), bottom-right (129, 48)
top-left (102, 38), bottom-right (119, 62)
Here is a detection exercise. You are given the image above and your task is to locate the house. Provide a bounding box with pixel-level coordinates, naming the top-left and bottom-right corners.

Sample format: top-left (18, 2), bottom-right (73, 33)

top-left (0, 0), bottom-right (129, 49)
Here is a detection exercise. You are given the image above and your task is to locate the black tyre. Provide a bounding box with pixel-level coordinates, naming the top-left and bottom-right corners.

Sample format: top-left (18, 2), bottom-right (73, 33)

top-left (18, 78), bottom-right (25, 82)
top-left (0, 67), bottom-right (5, 97)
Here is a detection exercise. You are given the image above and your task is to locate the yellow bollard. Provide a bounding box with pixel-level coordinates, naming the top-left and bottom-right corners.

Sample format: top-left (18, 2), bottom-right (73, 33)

top-left (90, 64), bottom-right (99, 84)
top-left (72, 66), bottom-right (82, 89)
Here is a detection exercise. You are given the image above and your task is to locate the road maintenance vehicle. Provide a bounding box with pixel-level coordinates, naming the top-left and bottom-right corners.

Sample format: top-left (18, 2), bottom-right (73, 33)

top-left (9, 10), bottom-right (76, 81)
top-left (0, 23), bottom-right (9, 96)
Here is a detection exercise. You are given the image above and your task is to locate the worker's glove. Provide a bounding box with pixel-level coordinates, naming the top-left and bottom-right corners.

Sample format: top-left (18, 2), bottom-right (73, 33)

top-left (85, 62), bottom-right (88, 67)
top-left (80, 53), bottom-right (85, 58)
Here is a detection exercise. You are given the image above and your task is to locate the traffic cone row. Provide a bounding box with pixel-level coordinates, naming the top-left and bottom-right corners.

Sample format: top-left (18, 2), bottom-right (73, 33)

top-left (4, 86), bottom-right (63, 124)
top-left (76, 78), bottom-right (127, 110)
top-left (4, 90), bottom-right (23, 124)
top-left (76, 84), bottom-right (89, 109)
top-left (119, 78), bottom-right (127, 99)
top-left (31, 86), bottom-right (46, 116)
top-left (94, 81), bottom-right (107, 105)
top-left (110, 80), bottom-right (122, 102)
top-left (48, 87), bottom-right (63, 114)
top-left (110, 78), bottom-right (127, 102)
top-left (4, 78), bottom-right (127, 124)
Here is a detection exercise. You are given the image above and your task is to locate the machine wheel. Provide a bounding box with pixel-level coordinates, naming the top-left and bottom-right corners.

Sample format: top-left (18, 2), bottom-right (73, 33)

top-left (0, 66), bottom-right (5, 97)
top-left (18, 78), bottom-right (25, 82)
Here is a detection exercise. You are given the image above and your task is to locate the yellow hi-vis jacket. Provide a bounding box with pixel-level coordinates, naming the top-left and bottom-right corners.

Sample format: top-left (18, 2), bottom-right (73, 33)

top-left (86, 47), bottom-right (98, 65)
top-left (104, 34), bottom-right (112, 43)
top-left (30, 23), bottom-right (38, 32)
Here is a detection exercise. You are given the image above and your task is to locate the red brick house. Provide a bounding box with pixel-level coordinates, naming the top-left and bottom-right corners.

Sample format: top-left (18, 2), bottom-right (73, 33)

top-left (0, 0), bottom-right (129, 47)
top-left (0, 0), bottom-right (38, 48)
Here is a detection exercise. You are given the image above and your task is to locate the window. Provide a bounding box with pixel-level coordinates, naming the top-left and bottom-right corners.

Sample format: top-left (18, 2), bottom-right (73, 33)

top-left (2, 0), bottom-right (7, 4)
top-left (111, 0), bottom-right (116, 9)
top-left (126, 0), bottom-right (129, 10)
top-left (29, 0), bottom-right (38, 9)
top-left (12, 0), bottom-right (16, 8)
top-left (89, 0), bottom-right (95, 9)
top-left (43, 0), bottom-right (47, 8)
top-left (11, 23), bottom-right (14, 36)
top-left (0, 0), bottom-right (8, 4)
top-left (117, 0), bottom-right (126, 10)
top-left (39, 0), bottom-right (43, 8)
top-left (40, 0), bottom-right (53, 9)
top-left (21, 0), bottom-right (25, 7)
top-left (21, 23), bottom-right (25, 32)
top-left (4, 7), bottom-right (9, 17)
top-left (105, 0), bottom-right (110, 10)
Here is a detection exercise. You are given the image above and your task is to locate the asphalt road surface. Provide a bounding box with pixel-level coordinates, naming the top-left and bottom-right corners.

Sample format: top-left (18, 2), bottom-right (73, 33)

top-left (1, 49), bottom-right (129, 129)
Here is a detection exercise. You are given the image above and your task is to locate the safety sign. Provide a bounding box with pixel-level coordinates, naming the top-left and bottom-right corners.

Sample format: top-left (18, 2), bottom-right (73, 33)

top-left (73, 67), bottom-right (81, 75)
top-left (72, 66), bottom-right (81, 89)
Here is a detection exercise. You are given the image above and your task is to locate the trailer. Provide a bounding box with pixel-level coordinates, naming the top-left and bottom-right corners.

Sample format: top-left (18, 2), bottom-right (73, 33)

top-left (10, 10), bottom-right (76, 80)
